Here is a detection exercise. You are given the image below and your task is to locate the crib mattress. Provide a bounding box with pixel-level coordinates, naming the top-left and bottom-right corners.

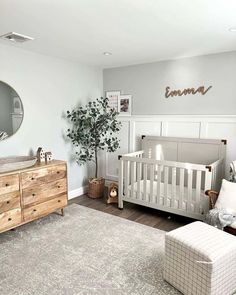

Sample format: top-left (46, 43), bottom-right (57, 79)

top-left (127, 180), bottom-right (207, 211)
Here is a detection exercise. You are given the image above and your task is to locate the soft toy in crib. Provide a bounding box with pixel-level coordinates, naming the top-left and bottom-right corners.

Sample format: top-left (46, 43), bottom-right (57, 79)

top-left (107, 183), bottom-right (118, 204)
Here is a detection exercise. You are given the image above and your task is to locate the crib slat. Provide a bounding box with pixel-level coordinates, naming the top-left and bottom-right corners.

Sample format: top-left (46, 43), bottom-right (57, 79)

top-left (187, 169), bottom-right (193, 211)
top-left (196, 170), bottom-right (202, 213)
top-left (171, 167), bottom-right (177, 208)
top-left (179, 168), bottom-right (185, 210)
top-left (118, 158), bottom-right (124, 209)
top-left (124, 161), bottom-right (129, 198)
top-left (164, 166), bottom-right (169, 206)
top-left (137, 162), bottom-right (142, 200)
top-left (157, 165), bottom-right (162, 204)
top-left (130, 161), bottom-right (135, 199)
top-left (143, 163), bottom-right (148, 201)
top-left (203, 169), bottom-right (212, 214)
top-left (150, 164), bottom-right (154, 203)
top-left (133, 161), bottom-right (137, 183)
top-left (204, 169), bottom-right (212, 192)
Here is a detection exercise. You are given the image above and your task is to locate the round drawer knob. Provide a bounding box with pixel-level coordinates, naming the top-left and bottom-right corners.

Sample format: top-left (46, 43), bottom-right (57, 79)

top-left (57, 186), bottom-right (60, 188)
top-left (8, 218), bottom-right (12, 221)
top-left (32, 193), bottom-right (36, 197)
top-left (31, 177), bottom-right (35, 181)
top-left (5, 183), bottom-right (9, 187)
top-left (57, 171), bottom-right (60, 174)
top-left (33, 209), bottom-right (37, 212)
top-left (58, 200), bottom-right (61, 203)
top-left (6, 201), bottom-right (10, 204)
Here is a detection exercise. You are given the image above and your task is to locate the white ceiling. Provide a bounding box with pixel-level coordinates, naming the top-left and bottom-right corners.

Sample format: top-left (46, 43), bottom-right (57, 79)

top-left (0, 0), bottom-right (236, 68)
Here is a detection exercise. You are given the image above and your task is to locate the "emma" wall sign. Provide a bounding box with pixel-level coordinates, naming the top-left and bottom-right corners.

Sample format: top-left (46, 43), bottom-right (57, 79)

top-left (165, 85), bottom-right (212, 98)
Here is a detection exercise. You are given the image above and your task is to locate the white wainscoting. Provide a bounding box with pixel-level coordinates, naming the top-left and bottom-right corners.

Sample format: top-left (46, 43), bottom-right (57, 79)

top-left (102, 115), bottom-right (236, 181)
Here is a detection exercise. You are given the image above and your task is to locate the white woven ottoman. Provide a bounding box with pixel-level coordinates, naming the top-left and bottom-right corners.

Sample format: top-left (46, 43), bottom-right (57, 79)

top-left (164, 221), bottom-right (236, 295)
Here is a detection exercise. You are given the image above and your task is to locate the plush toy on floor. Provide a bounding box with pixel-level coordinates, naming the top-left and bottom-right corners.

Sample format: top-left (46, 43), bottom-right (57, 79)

top-left (107, 183), bottom-right (118, 204)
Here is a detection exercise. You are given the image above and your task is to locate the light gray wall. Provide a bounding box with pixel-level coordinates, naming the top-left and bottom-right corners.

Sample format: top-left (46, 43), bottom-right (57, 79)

top-left (0, 82), bottom-right (13, 134)
top-left (104, 51), bottom-right (236, 115)
top-left (0, 44), bottom-right (103, 192)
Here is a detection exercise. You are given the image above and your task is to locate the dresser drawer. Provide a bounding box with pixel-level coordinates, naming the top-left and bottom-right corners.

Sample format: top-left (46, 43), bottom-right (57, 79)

top-left (23, 178), bottom-right (67, 207)
top-left (0, 191), bottom-right (21, 213)
top-left (21, 164), bottom-right (66, 189)
top-left (0, 174), bottom-right (19, 195)
top-left (23, 195), bottom-right (67, 222)
top-left (0, 208), bottom-right (22, 233)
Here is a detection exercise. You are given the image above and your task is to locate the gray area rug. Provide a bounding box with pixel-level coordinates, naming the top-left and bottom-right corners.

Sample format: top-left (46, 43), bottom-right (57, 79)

top-left (0, 204), bottom-right (180, 295)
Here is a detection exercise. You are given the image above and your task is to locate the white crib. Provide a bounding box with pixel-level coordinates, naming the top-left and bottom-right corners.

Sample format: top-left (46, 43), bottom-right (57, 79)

top-left (118, 136), bottom-right (226, 220)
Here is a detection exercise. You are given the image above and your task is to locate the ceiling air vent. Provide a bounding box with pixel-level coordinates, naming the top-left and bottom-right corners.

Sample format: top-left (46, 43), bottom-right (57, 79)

top-left (0, 32), bottom-right (34, 43)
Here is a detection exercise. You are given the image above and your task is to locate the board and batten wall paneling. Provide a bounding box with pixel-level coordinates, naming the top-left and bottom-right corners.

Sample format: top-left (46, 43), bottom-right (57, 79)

top-left (162, 122), bottom-right (201, 138)
top-left (205, 122), bottom-right (236, 178)
top-left (103, 115), bottom-right (236, 180)
top-left (132, 120), bottom-right (162, 151)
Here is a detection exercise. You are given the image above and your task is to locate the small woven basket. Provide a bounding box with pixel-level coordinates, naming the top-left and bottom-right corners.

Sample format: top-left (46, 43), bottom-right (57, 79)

top-left (87, 177), bottom-right (105, 199)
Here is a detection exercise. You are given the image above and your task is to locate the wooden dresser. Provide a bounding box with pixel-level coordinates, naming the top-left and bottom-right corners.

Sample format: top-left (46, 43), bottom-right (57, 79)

top-left (0, 160), bottom-right (68, 234)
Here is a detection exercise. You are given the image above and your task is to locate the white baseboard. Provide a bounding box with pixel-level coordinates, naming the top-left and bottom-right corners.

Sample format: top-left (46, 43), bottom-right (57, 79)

top-left (68, 185), bottom-right (88, 200)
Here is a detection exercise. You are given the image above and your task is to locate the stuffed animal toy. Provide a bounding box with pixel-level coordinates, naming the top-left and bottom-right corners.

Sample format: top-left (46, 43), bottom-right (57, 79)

top-left (107, 183), bottom-right (118, 204)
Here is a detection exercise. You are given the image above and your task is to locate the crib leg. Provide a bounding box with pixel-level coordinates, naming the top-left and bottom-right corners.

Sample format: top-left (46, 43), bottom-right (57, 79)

top-left (118, 197), bottom-right (123, 210)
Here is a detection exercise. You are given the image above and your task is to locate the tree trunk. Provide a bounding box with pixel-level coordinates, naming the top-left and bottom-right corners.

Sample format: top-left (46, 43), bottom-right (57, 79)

top-left (95, 148), bottom-right (98, 179)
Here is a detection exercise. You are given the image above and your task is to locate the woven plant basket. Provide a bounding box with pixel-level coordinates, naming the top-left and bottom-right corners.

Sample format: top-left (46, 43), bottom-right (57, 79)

top-left (87, 177), bottom-right (105, 199)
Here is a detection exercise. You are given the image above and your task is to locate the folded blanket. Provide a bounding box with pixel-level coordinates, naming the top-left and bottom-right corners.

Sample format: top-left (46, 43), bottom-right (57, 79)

top-left (206, 208), bottom-right (236, 230)
top-left (0, 131), bottom-right (8, 140)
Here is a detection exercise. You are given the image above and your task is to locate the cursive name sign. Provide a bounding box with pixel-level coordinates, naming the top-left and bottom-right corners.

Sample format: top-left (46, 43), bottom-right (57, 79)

top-left (165, 85), bottom-right (212, 98)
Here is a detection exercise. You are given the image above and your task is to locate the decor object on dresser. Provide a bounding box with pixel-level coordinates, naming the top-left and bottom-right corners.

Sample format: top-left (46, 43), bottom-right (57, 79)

top-left (107, 182), bottom-right (118, 204)
top-left (0, 156), bottom-right (37, 173)
top-left (206, 179), bottom-right (236, 235)
top-left (118, 136), bottom-right (226, 220)
top-left (164, 221), bottom-right (236, 295)
top-left (36, 147), bottom-right (45, 163)
top-left (0, 160), bottom-right (68, 234)
top-left (45, 151), bottom-right (53, 163)
top-left (66, 97), bottom-right (121, 198)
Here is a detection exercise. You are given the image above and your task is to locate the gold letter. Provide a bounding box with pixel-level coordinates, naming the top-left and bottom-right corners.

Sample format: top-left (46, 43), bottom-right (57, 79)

top-left (165, 86), bottom-right (171, 98)
top-left (202, 85), bottom-right (212, 95)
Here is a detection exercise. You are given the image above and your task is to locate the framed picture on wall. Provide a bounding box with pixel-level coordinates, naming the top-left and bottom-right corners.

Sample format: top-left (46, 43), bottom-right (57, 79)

top-left (105, 90), bottom-right (120, 112)
top-left (118, 94), bottom-right (132, 116)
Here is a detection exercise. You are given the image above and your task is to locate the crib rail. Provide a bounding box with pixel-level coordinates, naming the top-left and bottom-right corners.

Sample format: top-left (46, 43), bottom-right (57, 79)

top-left (210, 158), bottom-right (224, 191)
top-left (118, 154), bottom-right (213, 220)
top-left (122, 150), bottom-right (144, 158)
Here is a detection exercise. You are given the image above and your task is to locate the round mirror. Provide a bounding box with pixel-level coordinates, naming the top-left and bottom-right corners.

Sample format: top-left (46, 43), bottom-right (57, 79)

top-left (0, 81), bottom-right (24, 141)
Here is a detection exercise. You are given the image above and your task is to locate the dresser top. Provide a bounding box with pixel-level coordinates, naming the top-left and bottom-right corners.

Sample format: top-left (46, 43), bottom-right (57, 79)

top-left (0, 160), bottom-right (67, 176)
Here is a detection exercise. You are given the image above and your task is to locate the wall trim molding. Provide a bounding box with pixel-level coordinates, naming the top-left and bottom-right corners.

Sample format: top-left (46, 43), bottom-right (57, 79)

top-left (68, 185), bottom-right (88, 200)
top-left (119, 114), bottom-right (236, 119)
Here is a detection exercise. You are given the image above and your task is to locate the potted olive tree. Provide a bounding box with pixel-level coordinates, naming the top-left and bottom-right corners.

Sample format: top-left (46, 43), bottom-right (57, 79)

top-left (67, 97), bottom-right (121, 198)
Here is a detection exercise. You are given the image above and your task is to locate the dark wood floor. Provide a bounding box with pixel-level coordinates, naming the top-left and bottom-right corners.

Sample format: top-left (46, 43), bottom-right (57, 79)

top-left (69, 194), bottom-right (193, 232)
